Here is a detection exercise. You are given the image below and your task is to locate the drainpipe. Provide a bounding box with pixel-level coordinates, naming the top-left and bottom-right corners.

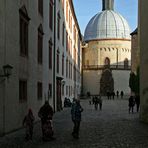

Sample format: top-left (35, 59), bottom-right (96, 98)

top-left (53, 0), bottom-right (56, 112)
top-left (3, 0), bottom-right (7, 135)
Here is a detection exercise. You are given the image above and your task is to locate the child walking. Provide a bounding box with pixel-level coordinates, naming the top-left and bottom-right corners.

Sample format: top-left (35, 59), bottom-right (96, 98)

top-left (23, 108), bottom-right (35, 140)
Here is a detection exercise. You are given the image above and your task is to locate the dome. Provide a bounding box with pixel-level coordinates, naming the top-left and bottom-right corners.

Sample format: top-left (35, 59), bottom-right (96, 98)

top-left (84, 10), bottom-right (131, 42)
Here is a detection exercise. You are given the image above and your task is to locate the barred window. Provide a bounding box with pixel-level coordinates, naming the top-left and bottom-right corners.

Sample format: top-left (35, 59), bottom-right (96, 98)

top-left (37, 82), bottom-right (42, 100)
top-left (19, 80), bottom-right (27, 102)
top-left (38, 0), bottom-right (43, 16)
top-left (19, 6), bottom-right (30, 57)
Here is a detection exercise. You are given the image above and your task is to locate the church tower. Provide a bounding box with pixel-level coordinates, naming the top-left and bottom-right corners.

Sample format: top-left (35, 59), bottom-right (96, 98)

top-left (102, 0), bottom-right (114, 11)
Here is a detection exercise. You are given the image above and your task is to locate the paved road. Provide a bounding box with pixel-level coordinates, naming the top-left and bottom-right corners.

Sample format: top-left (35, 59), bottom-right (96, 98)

top-left (0, 98), bottom-right (148, 148)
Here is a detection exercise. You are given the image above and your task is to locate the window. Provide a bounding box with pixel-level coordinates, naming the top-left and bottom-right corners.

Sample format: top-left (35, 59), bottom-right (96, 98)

top-left (62, 85), bottom-right (64, 96)
top-left (71, 63), bottom-right (72, 79)
top-left (19, 80), bottom-right (27, 102)
top-left (49, 0), bottom-right (53, 30)
top-left (62, 54), bottom-right (64, 76)
top-left (38, 0), bottom-right (43, 16)
top-left (48, 83), bottom-right (52, 97)
top-left (57, 52), bottom-right (59, 73)
top-left (62, 23), bottom-right (65, 46)
top-left (69, 10), bottom-right (70, 28)
top-left (57, 12), bottom-right (61, 40)
top-left (74, 66), bottom-right (76, 81)
top-left (73, 48), bottom-right (76, 62)
top-left (66, 2), bottom-right (68, 22)
top-left (69, 61), bottom-right (70, 78)
top-left (38, 25), bottom-right (44, 64)
top-left (19, 6), bottom-right (30, 57)
top-left (73, 25), bottom-right (76, 42)
top-left (66, 58), bottom-right (68, 77)
top-left (62, 0), bottom-right (65, 10)
top-left (37, 82), bottom-right (42, 100)
top-left (49, 39), bottom-right (52, 69)
top-left (70, 16), bottom-right (72, 32)
top-left (66, 85), bottom-right (68, 95)
top-left (66, 32), bottom-right (68, 52)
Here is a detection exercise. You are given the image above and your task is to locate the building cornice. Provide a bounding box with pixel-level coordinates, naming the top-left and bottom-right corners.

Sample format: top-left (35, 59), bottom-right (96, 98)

top-left (85, 38), bottom-right (131, 42)
top-left (69, 0), bottom-right (82, 41)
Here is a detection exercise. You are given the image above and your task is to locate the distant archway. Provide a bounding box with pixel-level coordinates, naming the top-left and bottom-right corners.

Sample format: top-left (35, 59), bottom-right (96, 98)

top-left (100, 69), bottom-right (114, 95)
top-left (104, 57), bottom-right (110, 68)
top-left (124, 58), bottom-right (129, 69)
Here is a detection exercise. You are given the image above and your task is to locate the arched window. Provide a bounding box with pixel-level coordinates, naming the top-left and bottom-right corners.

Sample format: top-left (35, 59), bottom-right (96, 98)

top-left (104, 57), bottom-right (110, 66)
top-left (38, 24), bottom-right (44, 64)
top-left (124, 58), bottom-right (129, 69)
top-left (19, 5), bottom-right (30, 57)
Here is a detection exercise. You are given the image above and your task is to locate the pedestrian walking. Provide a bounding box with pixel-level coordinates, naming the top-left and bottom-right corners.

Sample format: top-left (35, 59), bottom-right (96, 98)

top-left (120, 91), bottom-right (124, 99)
top-left (23, 108), bottom-right (35, 141)
top-left (92, 96), bottom-right (95, 104)
top-left (116, 90), bottom-right (119, 98)
top-left (112, 91), bottom-right (115, 100)
top-left (71, 99), bottom-right (83, 139)
top-left (38, 101), bottom-right (55, 141)
top-left (98, 94), bottom-right (102, 110)
top-left (107, 91), bottom-right (111, 100)
top-left (128, 95), bottom-right (135, 113)
top-left (94, 96), bottom-right (99, 110)
top-left (135, 94), bottom-right (140, 112)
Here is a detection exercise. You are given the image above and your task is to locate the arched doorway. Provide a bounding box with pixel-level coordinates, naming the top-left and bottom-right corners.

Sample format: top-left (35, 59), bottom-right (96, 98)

top-left (124, 58), bottom-right (129, 69)
top-left (104, 57), bottom-right (110, 68)
top-left (100, 69), bottom-right (114, 95)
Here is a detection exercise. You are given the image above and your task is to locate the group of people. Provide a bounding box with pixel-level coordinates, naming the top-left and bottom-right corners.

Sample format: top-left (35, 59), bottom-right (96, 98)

top-left (107, 90), bottom-right (124, 99)
top-left (128, 94), bottom-right (140, 113)
top-left (22, 93), bottom-right (140, 141)
top-left (22, 99), bottom-right (84, 141)
top-left (89, 95), bottom-right (102, 110)
top-left (23, 101), bottom-right (55, 141)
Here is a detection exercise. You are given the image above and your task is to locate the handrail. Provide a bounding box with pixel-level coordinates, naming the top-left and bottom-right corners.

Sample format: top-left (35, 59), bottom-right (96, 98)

top-left (83, 64), bottom-right (131, 70)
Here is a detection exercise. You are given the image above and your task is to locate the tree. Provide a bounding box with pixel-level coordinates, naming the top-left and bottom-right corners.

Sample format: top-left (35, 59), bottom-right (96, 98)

top-left (129, 66), bottom-right (140, 95)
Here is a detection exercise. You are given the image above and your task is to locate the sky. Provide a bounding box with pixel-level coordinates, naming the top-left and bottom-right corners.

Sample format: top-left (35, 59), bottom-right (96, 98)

top-left (73, 0), bottom-right (138, 35)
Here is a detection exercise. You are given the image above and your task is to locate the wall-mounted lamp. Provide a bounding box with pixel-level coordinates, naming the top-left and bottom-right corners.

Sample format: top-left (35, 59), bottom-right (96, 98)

top-left (0, 64), bottom-right (13, 79)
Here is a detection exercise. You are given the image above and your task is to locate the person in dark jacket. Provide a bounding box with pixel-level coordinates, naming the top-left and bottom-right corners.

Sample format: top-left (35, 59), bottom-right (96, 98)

top-left (112, 91), bottom-right (115, 100)
top-left (38, 101), bottom-right (55, 141)
top-left (71, 99), bottom-right (83, 139)
top-left (128, 96), bottom-right (135, 113)
top-left (120, 91), bottom-right (124, 99)
top-left (116, 90), bottom-right (119, 98)
top-left (23, 108), bottom-right (35, 140)
top-left (94, 96), bottom-right (99, 110)
top-left (98, 94), bottom-right (103, 110)
top-left (135, 94), bottom-right (140, 112)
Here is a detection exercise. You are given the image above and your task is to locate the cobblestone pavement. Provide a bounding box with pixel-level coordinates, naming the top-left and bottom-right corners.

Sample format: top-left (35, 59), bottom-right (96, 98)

top-left (1, 97), bottom-right (148, 148)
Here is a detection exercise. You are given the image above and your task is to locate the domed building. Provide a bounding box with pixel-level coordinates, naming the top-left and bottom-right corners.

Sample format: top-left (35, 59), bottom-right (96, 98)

top-left (82, 0), bottom-right (131, 96)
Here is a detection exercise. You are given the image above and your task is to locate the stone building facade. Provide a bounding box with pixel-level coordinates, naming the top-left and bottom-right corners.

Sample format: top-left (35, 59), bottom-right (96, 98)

top-left (0, 0), bottom-right (81, 135)
top-left (82, 0), bottom-right (131, 96)
top-left (131, 28), bottom-right (139, 74)
top-left (139, 0), bottom-right (148, 123)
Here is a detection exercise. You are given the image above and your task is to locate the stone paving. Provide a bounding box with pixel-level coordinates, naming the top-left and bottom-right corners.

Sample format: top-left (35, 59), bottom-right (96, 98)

top-left (1, 97), bottom-right (148, 148)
